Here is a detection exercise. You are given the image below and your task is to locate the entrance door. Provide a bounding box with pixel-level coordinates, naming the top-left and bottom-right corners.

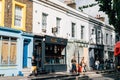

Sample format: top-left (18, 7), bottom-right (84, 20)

top-left (23, 40), bottom-right (29, 68)
top-left (34, 41), bottom-right (42, 68)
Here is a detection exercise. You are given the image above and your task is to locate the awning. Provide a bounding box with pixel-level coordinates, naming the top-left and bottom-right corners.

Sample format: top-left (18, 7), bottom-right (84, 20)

top-left (114, 41), bottom-right (120, 56)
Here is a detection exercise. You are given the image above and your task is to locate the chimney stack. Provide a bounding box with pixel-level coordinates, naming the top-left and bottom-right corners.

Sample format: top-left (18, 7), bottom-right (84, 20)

top-left (96, 15), bottom-right (105, 22)
top-left (64, 0), bottom-right (76, 9)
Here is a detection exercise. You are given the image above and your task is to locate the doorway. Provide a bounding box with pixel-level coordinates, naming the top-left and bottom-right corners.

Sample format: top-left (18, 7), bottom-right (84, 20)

top-left (23, 40), bottom-right (29, 68)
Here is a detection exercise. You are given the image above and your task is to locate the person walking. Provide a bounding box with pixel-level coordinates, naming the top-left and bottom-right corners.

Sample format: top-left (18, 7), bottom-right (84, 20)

top-left (81, 57), bottom-right (87, 72)
top-left (71, 59), bottom-right (77, 73)
top-left (95, 58), bottom-right (100, 70)
top-left (28, 56), bottom-right (37, 76)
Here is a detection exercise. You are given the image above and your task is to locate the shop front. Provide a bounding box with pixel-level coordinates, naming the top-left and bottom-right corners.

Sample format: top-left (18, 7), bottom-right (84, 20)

top-left (0, 27), bottom-right (33, 76)
top-left (33, 35), bottom-right (68, 73)
top-left (89, 44), bottom-right (104, 70)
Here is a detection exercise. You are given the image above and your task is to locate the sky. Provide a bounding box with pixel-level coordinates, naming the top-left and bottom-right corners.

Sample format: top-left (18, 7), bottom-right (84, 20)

top-left (58, 0), bottom-right (109, 24)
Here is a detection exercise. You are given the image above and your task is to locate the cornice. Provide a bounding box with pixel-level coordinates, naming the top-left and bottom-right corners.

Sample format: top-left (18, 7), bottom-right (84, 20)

top-left (37, 0), bottom-right (113, 30)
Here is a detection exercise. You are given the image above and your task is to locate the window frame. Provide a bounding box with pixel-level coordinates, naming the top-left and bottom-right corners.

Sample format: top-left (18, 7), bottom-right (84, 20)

top-left (106, 33), bottom-right (108, 45)
top-left (81, 25), bottom-right (84, 39)
top-left (71, 22), bottom-right (75, 37)
top-left (42, 13), bottom-right (48, 30)
top-left (12, 1), bottom-right (26, 31)
top-left (0, 36), bottom-right (17, 65)
top-left (56, 17), bottom-right (61, 34)
top-left (0, 0), bottom-right (5, 26)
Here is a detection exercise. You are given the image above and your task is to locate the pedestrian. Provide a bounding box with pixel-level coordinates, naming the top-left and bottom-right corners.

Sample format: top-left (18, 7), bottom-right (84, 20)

top-left (105, 59), bottom-right (108, 70)
top-left (28, 56), bottom-right (37, 77)
top-left (81, 57), bottom-right (87, 72)
top-left (95, 58), bottom-right (100, 70)
top-left (71, 59), bottom-right (77, 73)
top-left (110, 59), bottom-right (114, 69)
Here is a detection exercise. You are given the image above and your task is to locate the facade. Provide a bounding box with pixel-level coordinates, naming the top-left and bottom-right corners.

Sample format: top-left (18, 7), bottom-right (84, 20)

top-left (0, 0), bottom-right (33, 76)
top-left (88, 17), bottom-right (115, 70)
top-left (32, 0), bottom-right (115, 72)
top-left (0, 0), bottom-right (115, 76)
top-left (32, 0), bottom-right (69, 72)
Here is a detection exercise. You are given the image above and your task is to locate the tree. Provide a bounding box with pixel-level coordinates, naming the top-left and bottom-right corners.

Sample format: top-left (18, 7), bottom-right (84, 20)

top-left (96, 0), bottom-right (120, 35)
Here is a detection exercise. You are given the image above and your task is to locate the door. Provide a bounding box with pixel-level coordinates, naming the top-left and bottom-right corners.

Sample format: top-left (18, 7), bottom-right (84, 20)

top-left (23, 40), bottom-right (29, 68)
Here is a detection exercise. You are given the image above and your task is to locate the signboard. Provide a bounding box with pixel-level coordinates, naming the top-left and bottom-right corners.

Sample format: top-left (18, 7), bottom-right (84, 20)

top-left (45, 35), bottom-right (67, 45)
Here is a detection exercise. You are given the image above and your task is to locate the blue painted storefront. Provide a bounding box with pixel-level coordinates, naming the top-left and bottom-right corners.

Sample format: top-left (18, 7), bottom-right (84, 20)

top-left (0, 26), bottom-right (33, 76)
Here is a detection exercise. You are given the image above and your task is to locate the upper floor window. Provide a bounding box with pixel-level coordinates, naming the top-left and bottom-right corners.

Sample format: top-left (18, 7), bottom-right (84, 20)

top-left (81, 26), bottom-right (84, 39)
top-left (0, 0), bottom-right (5, 26)
top-left (97, 31), bottom-right (101, 43)
top-left (110, 35), bottom-right (112, 45)
top-left (14, 6), bottom-right (22, 27)
top-left (91, 29), bottom-right (94, 35)
top-left (56, 17), bottom-right (61, 34)
top-left (106, 33), bottom-right (108, 45)
top-left (71, 23), bottom-right (75, 37)
top-left (42, 13), bottom-right (48, 32)
top-left (12, 1), bottom-right (26, 31)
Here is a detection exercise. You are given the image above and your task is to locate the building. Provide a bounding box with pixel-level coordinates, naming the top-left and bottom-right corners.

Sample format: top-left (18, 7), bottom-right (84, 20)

top-left (32, 0), bottom-right (115, 72)
top-left (0, 0), bottom-right (115, 76)
top-left (0, 0), bottom-right (33, 76)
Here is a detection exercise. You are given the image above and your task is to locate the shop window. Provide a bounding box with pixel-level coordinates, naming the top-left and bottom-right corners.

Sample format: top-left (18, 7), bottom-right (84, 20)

top-left (1, 41), bottom-right (9, 64)
top-left (12, 1), bottom-right (26, 31)
top-left (10, 41), bottom-right (17, 64)
top-left (45, 45), bottom-right (65, 64)
top-left (0, 37), bottom-right (17, 65)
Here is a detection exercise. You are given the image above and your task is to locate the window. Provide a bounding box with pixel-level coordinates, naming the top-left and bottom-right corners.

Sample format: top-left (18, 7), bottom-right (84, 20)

top-left (12, 1), bottom-right (26, 31)
top-left (0, 36), bottom-right (17, 65)
top-left (42, 13), bottom-right (48, 32)
top-left (97, 31), bottom-right (101, 43)
top-left (1, 40), bottom-right (9, 64)
top-left (72, 23), bottom-right (75, 37)
top-left (56, 17), bottom-right (61, 34)
top-left (110, 35), bottom-right (112, 45)
top-left (106, 33), bottom-right (108, 44)
top-left (91, 29), bottom-right (94, 35)
top-left (81, 26), bottom-right (84, 39)
top-left (0, 0), bottom-right (5, 26)
top-left (45, 44), bottom-right (65, 64)
top-left (14, 6), bottom-right (22, 27)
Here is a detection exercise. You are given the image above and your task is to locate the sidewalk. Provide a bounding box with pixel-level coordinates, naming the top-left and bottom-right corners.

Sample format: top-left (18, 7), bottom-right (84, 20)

top-left (79, 69), bottom-right (116, 78)
top-left (0, 69), bottom-right (115, 80)
top-left (0, 72), bottom-right (78, 80)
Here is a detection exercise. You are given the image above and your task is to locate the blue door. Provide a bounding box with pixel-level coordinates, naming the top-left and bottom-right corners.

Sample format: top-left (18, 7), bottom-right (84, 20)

top-left (23, 41), bottom-right (29, 68)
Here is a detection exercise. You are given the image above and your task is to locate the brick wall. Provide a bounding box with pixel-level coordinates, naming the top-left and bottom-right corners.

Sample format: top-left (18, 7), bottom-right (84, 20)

top-left (4, 0), bottom-right (33, 33)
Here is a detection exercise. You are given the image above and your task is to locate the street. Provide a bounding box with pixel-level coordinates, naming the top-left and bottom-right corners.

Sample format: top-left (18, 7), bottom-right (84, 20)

top-left (77, 71), bottom-right (120, 80)
top-left (0, 70), bottom-right (120, 80)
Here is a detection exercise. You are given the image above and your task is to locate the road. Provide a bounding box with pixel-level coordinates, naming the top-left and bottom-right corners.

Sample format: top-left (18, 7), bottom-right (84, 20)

top-left (77, 71), bottom-right (120, 80)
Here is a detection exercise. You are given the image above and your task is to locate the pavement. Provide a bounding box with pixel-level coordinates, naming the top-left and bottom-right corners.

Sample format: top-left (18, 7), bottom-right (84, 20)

top-left (0, 69), bottom-right (115, 80)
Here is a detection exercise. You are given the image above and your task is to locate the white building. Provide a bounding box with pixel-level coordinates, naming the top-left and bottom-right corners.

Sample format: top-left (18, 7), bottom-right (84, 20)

top-left (32, 0), bottom-right (115, 72)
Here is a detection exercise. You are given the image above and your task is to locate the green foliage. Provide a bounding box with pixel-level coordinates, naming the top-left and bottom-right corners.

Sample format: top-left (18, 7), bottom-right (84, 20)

top-left (96, 0), bottom-right (120, 34)
top-left (79, 3), bottom-right (98, 11)
top-left (78, 0), bottom-right (120, 34)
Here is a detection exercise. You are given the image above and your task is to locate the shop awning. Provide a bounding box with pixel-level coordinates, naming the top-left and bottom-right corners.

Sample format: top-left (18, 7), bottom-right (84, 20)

top-left (114, 41), bottom-right (120, 56)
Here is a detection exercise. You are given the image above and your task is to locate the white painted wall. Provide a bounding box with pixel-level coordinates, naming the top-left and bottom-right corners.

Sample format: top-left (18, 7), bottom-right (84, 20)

top-left (33, 0), bottom-right (89, 42)
top-left (33, 0), bottom-right (115, 72)
top-left (33, 0), bottom-right (68, 38)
